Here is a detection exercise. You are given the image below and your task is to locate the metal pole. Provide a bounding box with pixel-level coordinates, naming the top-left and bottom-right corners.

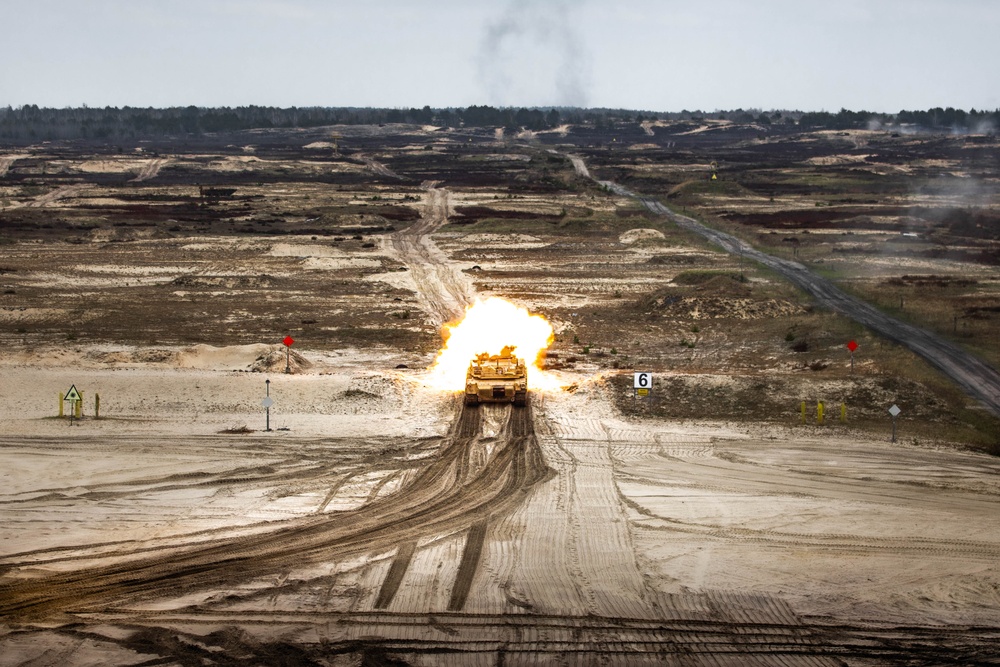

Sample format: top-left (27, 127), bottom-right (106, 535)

top-left (285, 346), bottom-right (291, 374)
top-left (265, 379), bottom-right (271, 432)
top-left (850, 352), bottom-right (854, 373)
top-left (891, 417), bottom-right (896, 443)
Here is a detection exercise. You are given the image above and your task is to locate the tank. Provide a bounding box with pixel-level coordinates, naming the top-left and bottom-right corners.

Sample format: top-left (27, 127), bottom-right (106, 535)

top-left (465, 345), bottom-right (528, 407)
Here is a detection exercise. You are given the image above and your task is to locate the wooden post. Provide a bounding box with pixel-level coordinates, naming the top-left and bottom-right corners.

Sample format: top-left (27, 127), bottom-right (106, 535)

top-left (59, 392), bottom-right (64, 417)
top-left (841, 402), bottom-right (846, 422)
top-left (75, 393), bottom-right (83, 419)
top-left (95, 393), bottom-right (100, 419)
top-left (817, 401), bottom-right (824, 425)
top-left (800, 401), bottom-right (805, 425)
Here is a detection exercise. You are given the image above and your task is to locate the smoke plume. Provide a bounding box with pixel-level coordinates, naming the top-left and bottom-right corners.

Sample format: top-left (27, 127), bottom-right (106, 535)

top-left (478, 0), bottom-right (591, 107)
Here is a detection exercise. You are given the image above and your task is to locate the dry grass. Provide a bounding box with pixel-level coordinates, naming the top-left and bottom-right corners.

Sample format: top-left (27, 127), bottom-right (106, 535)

top-left (219, 424), bottom-right (254, 434)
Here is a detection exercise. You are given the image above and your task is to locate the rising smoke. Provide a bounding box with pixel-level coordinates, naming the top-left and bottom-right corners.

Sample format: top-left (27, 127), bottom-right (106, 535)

top-left (478, 0), bottom-right (591, 107)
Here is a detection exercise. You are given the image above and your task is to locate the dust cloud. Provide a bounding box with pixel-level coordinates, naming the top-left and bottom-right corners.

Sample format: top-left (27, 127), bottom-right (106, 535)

top-left (478, 0), bottom-right (591, 107)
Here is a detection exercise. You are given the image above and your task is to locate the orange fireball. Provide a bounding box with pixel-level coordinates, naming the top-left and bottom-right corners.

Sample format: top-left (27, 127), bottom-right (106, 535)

top-left (427, 297), bottom-right (556, 390)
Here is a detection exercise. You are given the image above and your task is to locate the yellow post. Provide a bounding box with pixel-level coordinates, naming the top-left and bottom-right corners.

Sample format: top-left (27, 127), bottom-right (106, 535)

top-left (75, 392), bottom-right (83, 419)
top-left (59, 392), bottom-right (64, 417)
top-left (800, 401), bottom-right (806, 424)
top-left (817, 401), bottom-right (824, 425)
top-left (841, 402), bottom-right (846, 422)
top-left (95, 393), bottom-right (100, 419)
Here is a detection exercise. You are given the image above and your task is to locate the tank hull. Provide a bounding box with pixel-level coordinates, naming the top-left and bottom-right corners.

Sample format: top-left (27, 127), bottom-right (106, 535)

top-left (465, 348), bottom-right (528, 407)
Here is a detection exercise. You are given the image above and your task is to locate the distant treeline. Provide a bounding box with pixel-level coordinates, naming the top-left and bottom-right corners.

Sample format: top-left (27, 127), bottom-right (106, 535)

top-left (0, 104), bottom-right (997, 141)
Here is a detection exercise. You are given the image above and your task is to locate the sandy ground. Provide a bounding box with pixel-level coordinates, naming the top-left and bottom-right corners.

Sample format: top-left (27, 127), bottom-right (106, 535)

top-left (3, 358), bottom-right (999, 664)
top-left (2, 129), bottom-right (999, 664)
top-left (3, 312), bottom-right (999, 664)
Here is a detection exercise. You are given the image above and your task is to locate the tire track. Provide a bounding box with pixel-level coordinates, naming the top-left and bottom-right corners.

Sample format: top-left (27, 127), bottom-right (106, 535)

top-left (374, 541), bottom-right (417, 609)
top-left (129, 158), bottom-right (168, 182)
top-left (447, 519), bottom-right (487, 611)
top-left (0, 403), bottom-right (553, 621)
top-left (25, 184), bottom-right (87, 208)
top-left (61, 608), bottom-right (1000, 665)
top-left (630, 514), bottom-right (1000, 559)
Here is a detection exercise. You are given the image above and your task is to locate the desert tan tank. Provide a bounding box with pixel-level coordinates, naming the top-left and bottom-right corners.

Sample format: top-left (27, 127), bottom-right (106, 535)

top-left (465, 345), bottom-right (528, 406)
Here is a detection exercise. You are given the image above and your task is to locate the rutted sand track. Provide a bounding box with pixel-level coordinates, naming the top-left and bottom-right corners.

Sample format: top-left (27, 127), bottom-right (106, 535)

top-left (0, 403), bottom-right (550, 620)
top-left (5, 417), bottom-right (999, 663)
top-left (360, 155), bottom-right (407, 180)
top-left (129, 158), bottom-right (169, 182)
top-left (58, 608), bottom-right (1000, 665)
top-left (472, 411), bottom-right (659, 620)
top-left (387, 185), bottom-right (477, 324)
top-left (26, 184), bottom-right (87, 208)
top-left (0, 154), bottom-right (27, 177)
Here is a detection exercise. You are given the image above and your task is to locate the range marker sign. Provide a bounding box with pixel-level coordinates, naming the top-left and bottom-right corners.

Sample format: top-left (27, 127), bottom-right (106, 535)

top-left (847, 340), bottom-right (858, 352)
top-left (282, 336), bottom-right (295, 374)
top-left (634, 372), bottom-right (652, 399)
top-left (889, 404), bottom-right (901, 442)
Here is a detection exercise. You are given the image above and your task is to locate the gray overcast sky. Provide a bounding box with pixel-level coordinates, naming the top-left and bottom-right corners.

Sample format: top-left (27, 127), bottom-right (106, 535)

top-left (3, 0), bottom-right (999, 112)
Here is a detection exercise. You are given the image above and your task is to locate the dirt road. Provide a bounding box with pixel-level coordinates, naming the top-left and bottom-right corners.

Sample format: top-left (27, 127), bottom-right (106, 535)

top-left (0, 154), bottom-right (26, 178)
top-left (128, 158), bottom-right (168, 182)
top-left (584, 167), bottom-right (1000, 418)
top-left (25, 184), bottom-right (87, 208)
top-left (360, 155), bottom-right (406, 180)
top-left (387, 185), bottom-right (477, 324)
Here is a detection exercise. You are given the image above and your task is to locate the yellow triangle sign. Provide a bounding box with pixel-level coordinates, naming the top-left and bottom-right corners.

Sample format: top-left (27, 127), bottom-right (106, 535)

top-left (65, 385), bottom-right (82, 402)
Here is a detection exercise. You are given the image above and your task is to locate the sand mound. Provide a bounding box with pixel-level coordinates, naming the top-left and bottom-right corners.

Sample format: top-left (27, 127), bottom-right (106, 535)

top-left (176, 344), bottom-right (272, 370)
top-left (675, 296), bottom-right (805, 320)
top-left (250, 347), bottom-right (313, 374)
top-left (694, 274), bottom-right (753, 296)
top-left (92, 348), bottom-right (178, 365)
top-left (619, 228), bottom-right (666, 244)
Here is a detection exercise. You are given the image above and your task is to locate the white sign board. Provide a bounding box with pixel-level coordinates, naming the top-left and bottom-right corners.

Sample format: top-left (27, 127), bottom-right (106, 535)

top-left (888, 404), bottom-right (901, 417)
top-left (261, 397), bottom-right (274, 409)
top-left (634, 372), bottom-right (651, 389)
top-left (64, 385), bottom-right (82, 402)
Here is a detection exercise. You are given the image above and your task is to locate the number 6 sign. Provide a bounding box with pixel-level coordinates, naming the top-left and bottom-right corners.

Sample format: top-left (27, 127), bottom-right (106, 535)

top-left (634, 372), bottom-right (651, 389)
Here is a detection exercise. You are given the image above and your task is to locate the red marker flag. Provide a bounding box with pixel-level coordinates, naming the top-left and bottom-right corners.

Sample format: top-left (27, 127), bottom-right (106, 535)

top-left (283, 335), bottom-right (295, 347)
